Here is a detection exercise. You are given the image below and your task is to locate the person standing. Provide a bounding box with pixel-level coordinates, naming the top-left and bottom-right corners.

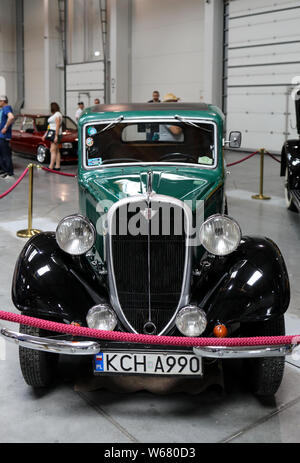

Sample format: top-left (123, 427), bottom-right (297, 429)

top-left (94, 98), bottom-right (100, 105)
top-left (75, 102), bottom-right (84, 123)
top-left (43, 102), bottom-right (62, 171)
top-left (0, 96), bottom-right (15, 179)
top-left (148, 90), bottom-right (161, 103)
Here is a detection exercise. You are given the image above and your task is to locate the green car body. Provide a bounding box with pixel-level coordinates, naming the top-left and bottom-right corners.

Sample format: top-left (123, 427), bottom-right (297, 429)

top-left (78, 103), bottom-right (225, 256)
top-left (10, 103), bottom-right (291, 394)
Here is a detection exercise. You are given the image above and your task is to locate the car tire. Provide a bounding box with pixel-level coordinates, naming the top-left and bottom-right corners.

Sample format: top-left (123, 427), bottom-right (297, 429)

top-left (241, 316), bottom-right (285, 397)
top-left (36, 145), bottom-right (49, 164)
top-left (284, 170), bottom-right (298, 212)
top-left (19, 324), bottom-right (59, 388)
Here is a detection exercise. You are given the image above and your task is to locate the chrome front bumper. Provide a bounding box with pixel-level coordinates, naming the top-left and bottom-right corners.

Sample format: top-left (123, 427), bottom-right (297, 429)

top-left (0, 326), bottom-right (298, 358)
top-left (193, 344), bottom-right (297, 359)
top-left (0, 327), bottom-right (101, 355)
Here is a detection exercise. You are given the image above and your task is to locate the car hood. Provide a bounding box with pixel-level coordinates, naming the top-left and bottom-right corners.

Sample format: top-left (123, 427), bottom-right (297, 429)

top-left (80, 165), bottom-right (223, 206)
top-left (61, 131), bottom-right (78, 142)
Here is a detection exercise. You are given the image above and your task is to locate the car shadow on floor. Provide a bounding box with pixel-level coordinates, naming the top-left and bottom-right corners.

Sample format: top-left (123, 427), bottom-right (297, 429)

top-left (52, 355), bottom-right (277, 410)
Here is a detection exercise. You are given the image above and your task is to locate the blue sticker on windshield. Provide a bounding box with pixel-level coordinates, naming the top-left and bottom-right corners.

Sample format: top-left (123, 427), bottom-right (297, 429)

top-left (88, 157), bottom-right (102, 166)
top-left (88, 126), bottom-right (97, 136)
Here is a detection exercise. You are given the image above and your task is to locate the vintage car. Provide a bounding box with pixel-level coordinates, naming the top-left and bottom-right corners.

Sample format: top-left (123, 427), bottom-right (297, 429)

top-left (280, 93), bottom-right (300, 212)
top-left (2, 103), bottom-right (291, 397)
top-left (11, 114), bottom-right (78, 164)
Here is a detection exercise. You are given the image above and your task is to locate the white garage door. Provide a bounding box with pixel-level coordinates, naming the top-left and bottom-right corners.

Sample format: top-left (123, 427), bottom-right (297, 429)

top-left (225, 0), bottom-right (300, 152)
top-left (66, 61), bottom-right (105, 121)
top-left (131, 0), bottom-right (205, 103)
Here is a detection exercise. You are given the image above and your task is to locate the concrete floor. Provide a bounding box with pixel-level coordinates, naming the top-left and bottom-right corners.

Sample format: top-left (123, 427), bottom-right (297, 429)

top-left (0, 151), bottom-right (300, 443)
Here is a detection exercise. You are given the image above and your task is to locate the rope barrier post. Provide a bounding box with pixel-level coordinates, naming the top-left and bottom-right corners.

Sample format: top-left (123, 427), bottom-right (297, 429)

top-left (251, 148), bottom-right (271, 200)
top-left (16, 164), bottom-right (42, 238)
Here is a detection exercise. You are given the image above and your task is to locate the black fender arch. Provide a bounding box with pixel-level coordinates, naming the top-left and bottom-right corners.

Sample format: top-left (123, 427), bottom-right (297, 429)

top-left (12, 233), bottom-right (290, 333)
top-left (12, 232), bottom-right (108, 323)
top-left (194, 236), bottom-right (290, 328)
top-left (280, 140), bottom-right (300, 187)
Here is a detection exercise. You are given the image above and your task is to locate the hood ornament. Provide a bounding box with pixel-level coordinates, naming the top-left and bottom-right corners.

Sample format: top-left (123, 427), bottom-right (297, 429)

top-left (147, 170), bottom-right (153, 196)
top-left (140, 207), bottom-right (157, 221)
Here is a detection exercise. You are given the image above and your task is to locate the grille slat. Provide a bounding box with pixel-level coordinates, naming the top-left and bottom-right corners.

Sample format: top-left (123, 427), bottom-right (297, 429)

top-left (111, 200), bottom-right (187, 333)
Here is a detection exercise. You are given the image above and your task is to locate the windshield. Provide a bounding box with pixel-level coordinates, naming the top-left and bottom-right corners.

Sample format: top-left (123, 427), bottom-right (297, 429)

top-left (84, 121), bottom-right (216, 167)
top-left (35, 116), bottom-right (77, 132)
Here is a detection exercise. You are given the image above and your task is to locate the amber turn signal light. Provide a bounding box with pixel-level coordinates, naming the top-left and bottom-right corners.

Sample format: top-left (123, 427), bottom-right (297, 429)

top-left (213, 324), bottom-right (228, 338)
top-left (71, 321), bottom-right (81, 327)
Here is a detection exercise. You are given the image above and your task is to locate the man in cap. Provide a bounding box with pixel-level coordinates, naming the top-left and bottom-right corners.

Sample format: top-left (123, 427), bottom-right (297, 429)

top-left (0, 95), bottom-right (15, 179)
top-left (163, 92), bottom-right (180, 103)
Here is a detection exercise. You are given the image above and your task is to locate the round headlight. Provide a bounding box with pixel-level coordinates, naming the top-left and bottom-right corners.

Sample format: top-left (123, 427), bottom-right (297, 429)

top-left (199, 214), bottom-right (241, 256)
top-left (86, 304), bottom-right (117, 331)
top-left (56, 214), bottom-right (96, 255)
top-left (176, 305), bottom-right (207, 337)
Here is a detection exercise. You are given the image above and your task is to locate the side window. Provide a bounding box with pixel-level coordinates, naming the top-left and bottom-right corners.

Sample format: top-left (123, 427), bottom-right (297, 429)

top-left (12, 116), bottom-right (24, 131)
top-left (22, 117), bottom-right (35, 132)
top-left (35, 117), bottom-right (48, 132)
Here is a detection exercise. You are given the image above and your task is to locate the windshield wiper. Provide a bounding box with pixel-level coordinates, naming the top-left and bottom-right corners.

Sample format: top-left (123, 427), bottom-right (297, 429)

top-left (96, 115), bottom-right (124, 135)
top-left (174, 115), bottom-right (212, 133)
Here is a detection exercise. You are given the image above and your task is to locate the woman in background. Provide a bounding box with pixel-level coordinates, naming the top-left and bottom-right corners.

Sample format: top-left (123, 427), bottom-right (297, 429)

top-left (43, 102), bottom-right (62, 170)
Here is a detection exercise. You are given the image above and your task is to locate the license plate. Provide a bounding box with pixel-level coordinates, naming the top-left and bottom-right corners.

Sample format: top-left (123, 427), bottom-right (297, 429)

top-left (94, 352), bottom-right (202, 376)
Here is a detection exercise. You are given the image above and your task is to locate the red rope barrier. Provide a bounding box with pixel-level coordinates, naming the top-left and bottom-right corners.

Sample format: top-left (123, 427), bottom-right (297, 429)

top-left (0, 310), bottom-right (299, 347)
top-left (41, 166), bottom-right (76, 177)
top-left (265, 151), bottom-right (281, 163)
top-left (0, 167), bottom-right (29, 199)
top-left (227, 151), bottom-right (258, 167)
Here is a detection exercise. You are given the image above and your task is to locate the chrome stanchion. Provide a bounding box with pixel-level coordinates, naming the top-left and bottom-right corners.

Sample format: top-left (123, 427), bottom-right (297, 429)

top-left (252, 148), bottom-right (271, 200)
top-left (17, 164), bottom-right (42, 238)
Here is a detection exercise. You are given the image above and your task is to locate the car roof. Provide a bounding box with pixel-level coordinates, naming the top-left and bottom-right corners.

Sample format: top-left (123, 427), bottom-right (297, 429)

top-left (15, 114), bottom-right (49, 118)
top-left (90, 103), bottom-right (209, 112)
top-left (81, 102), bottom-right (224, 123)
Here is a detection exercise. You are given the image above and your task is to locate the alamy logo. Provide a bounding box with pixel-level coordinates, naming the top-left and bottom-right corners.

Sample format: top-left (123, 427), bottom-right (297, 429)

top-left (96, 199), bottom-right (205, 247)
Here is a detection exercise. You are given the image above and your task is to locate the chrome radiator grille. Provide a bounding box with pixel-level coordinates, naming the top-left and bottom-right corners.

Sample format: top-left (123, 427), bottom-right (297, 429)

top-left (108, 198), bottom-right (188, 334)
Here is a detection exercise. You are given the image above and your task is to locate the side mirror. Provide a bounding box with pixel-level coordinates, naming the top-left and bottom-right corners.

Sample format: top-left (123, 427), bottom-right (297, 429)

top-left (228, 131), bottom-right (242, 148)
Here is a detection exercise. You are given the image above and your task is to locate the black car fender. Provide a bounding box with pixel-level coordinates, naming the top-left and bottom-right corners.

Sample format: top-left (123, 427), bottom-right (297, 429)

top-left (12, 232), bottom-right (108, 323)
top-left (280, 140), bottom-right (300, 188)
top-left (194, 236), bottom-right (290, 327)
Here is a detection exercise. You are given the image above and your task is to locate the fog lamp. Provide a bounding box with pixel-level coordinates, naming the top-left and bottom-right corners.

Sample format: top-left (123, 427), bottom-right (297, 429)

top-left (175, 305), bottom-right (207, 337)
top-left (199, 214), bottom-right (241, 256)
top-left (86, 304), bottom-right (117, 331)
top-left (56, 214), bottom-right (96, 255)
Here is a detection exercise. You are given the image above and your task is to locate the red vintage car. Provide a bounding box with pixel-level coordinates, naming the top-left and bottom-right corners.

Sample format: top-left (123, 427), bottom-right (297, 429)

top-left (11, 114), bottom-right (78, 164)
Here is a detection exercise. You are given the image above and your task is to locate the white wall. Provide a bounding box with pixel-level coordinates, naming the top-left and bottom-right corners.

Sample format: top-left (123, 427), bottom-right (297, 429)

top-left (0, 0), bottom-right (17, 105)
top-left (225, 0), bottom-right (300, 152)
top-left (108, 0), bottom-right (131, 103)
top-left (47, 0), bottom-right (64, 108)
top-left (67, 0), bottom-right (104, 64)
top-left (66, 61), bottom-right (105, 120)
top-left (131, 0), bottom-right (205, 103)
top-left (66, 0), bottom-right (105, 116)
top-left (203, 0), bottom-right (224, 108)
top-left (24, 0), bottom-right (45, 111)
top-left (23, 0), bottom-right (63, 113)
